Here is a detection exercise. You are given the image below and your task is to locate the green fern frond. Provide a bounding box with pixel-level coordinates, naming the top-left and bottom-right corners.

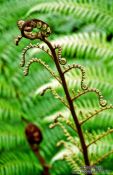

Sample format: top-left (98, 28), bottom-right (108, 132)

top-left (0, 77), bottom-right (16, 98)
top-left (88, 136), bottom-right (113, 165)
top-left (0, 151), bottom-right (42, 175)
top-left (26, 1), bottom-right (113, 33)
top-left (50, 160), bottom-right (72, 175)
top-left (0, 122), bottom-right (26, 150)
top-left (0, 99), bottom-right (21, 121)
top-left (0, 0), bottom-right (43, 32)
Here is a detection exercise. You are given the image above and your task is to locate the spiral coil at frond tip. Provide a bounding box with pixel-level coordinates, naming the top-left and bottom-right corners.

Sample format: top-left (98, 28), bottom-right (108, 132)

top-left (53, 44), bottom-right (67, 65)
top-left (15, 19), bottom-right (52, 45)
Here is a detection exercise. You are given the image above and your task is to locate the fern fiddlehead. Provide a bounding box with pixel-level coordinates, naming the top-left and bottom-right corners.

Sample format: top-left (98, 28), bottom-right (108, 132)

top-left (16, 19), bottom-right (51, 45)
top-left (16, 19), bottom-right (113, 175)
top-left (25, 121), bottom-right (50, 175)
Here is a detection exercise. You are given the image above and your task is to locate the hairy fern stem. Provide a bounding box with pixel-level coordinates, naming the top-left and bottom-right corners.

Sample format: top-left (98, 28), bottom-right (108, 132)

top-left (43, 37), bottom-right (92, 175)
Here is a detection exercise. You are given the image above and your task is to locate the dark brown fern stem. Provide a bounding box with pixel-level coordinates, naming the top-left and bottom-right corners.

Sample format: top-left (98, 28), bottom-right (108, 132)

top-left (43, 37), bottom-right (92, 175)
top-left (31, 144), bottom-right (50, 175)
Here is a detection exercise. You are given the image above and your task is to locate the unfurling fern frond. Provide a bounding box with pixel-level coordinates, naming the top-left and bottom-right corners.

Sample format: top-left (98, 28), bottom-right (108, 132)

top-left (16, 18), bottom-right (113, 175)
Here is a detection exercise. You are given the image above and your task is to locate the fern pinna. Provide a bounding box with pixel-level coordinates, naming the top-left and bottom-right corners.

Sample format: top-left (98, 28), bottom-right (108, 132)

top-left (15, 18), bottom-right (113, 175)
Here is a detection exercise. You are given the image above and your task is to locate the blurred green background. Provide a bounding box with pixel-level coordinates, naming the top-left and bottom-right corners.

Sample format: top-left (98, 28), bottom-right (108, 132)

top-left (1, 0), bottom-right (113, 175)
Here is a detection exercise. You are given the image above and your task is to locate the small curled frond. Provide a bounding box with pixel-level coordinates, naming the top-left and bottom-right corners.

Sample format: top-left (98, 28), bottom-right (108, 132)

top-left (80, 104), bottom-right (113, 125)
top-left (49, 113), bottom-right (76, 131)
top-left (23, 58), bottom-right (61, 83)
top-left (39, 86), bottom-right (69, 108)
top-left (53, 44), bottom-right (67, 65)
top-left (63, 64), bottom-right (107, 107)
top-left (63, 64), bottom-right (88, 90)
top-left (57, 114), bottom-right (77, 132)
top-left (20, 43), bottom-right (52, 67)
top-left (50, 121), bottom-right (81, 152)
top-left (56, 141), bottom-right (83, 172)
top-left (72, 88), bottom-right (107, 107)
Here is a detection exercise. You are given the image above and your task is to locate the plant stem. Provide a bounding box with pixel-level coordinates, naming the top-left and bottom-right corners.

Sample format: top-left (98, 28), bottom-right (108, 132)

top-left (43, 37), bottom-right (92, 175)
top-left (31, 144), bottom-right (50, 175)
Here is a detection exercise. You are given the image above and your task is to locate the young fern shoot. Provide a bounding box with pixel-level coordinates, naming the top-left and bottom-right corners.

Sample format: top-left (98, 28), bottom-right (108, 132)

top-left (16, 19), bottom-right (113, 175)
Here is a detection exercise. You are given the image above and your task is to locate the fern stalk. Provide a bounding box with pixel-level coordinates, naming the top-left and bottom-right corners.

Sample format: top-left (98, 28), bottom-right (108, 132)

top-left (43, 37), bottom-right (91, 173)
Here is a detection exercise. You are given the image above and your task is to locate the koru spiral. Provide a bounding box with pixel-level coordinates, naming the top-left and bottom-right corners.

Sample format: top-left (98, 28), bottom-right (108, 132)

top-left (15, 19), bottom-right (67, 65)
top-left (15, 19), bottom-right (51, 45)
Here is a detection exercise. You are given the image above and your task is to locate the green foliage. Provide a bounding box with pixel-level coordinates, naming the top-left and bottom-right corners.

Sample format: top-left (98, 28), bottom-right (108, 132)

top-left (0, 150), bottom-right (42, 175)
top-left (1, 0), bottom-right (113, 175)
